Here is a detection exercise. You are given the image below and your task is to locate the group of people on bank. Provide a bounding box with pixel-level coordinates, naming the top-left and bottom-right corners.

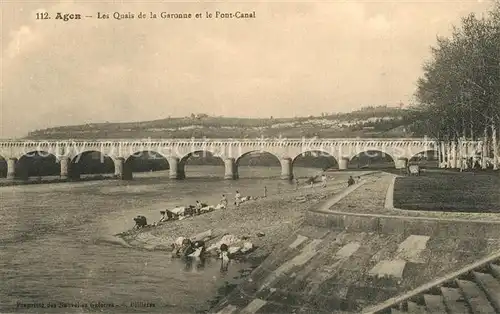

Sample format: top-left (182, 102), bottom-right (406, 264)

top-left (130, 190), bottom-right (256, 229)
top-left (134, 173), bottom-right (362, 229)
top-left (148, 190), bottom-right (253, 226)
top-left (303, 173), bottom-right (361, 189)
top-left (170, 233), bottom-right (254, 272)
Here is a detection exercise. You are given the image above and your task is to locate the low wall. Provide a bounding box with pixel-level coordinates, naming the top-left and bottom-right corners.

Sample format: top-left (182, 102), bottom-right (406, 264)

top-left (305, 210), bottom-right (500, 239)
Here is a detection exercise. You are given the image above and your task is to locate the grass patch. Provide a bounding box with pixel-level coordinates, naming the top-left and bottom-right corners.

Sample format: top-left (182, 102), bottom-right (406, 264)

top-left (393, 171), bottom-right (500, 213)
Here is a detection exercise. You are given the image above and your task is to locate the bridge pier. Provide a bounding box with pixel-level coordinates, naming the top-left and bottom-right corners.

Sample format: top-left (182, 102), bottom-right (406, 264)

top-left (112, 157), bottom-right (132, 180)
top-left (114, 157), bottom-right (125, 179)
top-left (167, 157), bottom-right (185, 179)
top-left (167, 157), bottom-right (178, 179)
top-left (396, 157), bottom-right (408, 169)
top-left (60, 157), bottom-right (70, 179)
top-left (339, 157), bottom-right (349, 170)
top-left (280, 158), bottom-right (293, 180)
top-left (224, 158), bottom-right (238, 180)
top-left (7, 158), bottom-right (17, 180)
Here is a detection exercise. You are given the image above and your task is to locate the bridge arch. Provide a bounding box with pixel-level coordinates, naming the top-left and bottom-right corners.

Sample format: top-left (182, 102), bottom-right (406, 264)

top-left (124, 150), bottom-right (170, 179)
top-left (349, 150), bottom-right (396, 169)
top-left (70, 150), bottom-right (115, 180)
top-left (16, 151), bottom-right (60, 180)
top-left (236, 150), bottom-right (282, 179)
top-left (292, 150), bottom-right (338, 168)
top-left (408, 149), bottom-right (439, 168)
top-left (179, 150), bottom-right (225, 179)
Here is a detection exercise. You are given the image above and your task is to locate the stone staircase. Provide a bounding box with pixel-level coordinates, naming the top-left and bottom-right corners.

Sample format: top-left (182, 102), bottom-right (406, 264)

top-left (370, 259), bottom-right (500, 314)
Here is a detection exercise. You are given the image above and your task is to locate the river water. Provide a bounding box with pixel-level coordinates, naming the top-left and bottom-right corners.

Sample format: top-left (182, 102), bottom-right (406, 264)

top-left (0, 166), bottom-right (322, 313)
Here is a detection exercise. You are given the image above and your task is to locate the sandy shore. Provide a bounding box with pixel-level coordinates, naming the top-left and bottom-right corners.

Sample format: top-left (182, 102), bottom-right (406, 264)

top-left (116, 177), bottom-right (361, 261)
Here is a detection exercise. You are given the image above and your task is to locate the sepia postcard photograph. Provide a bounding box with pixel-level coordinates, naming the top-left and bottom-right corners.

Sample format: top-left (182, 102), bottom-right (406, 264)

top-left (3, 0), bottom-right (500, 313)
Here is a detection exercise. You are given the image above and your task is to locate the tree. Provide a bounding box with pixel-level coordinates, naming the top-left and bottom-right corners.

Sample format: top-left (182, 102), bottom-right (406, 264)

top-left (414, 1), bottom-right (500, 168)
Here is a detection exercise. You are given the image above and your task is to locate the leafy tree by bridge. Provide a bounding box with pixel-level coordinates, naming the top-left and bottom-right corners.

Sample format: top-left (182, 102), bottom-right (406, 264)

top-left (410, 1), bottom-right (500, 167)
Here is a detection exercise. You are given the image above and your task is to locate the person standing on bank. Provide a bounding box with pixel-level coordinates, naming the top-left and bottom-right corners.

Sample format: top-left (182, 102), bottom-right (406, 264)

top-left (235, 191), bottom-right (241, 207)
top-left (220, 244), bottom-right (230, 272)
top-left (195, 201), bottom-right (202, 215)
top-left (220, 194), bottom-right (228, 208)
top-left (321, 174), bottom-right (327, 188)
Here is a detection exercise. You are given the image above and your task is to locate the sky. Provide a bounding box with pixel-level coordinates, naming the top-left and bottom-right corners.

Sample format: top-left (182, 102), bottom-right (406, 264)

top-left (0, 0), bottom-right (494, 138)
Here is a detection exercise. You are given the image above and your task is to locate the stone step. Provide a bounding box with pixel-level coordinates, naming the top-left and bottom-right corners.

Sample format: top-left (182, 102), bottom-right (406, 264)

top-left (489, 263), bottom-right (500, 279)
top-left (216, 304), bottom-right (238, 314)
top-left (407, 301), bottom-right (429, 313)
top-left (440, 287), bottom-right (470, 313)
top-left (240, 298), bottom-right (267, 313)
top-left (473, 271), bottom-right (500, 312)
top-left (423, 294), bottom-right (447, 314)
top-left (456, 279), bottom-right (496, 314)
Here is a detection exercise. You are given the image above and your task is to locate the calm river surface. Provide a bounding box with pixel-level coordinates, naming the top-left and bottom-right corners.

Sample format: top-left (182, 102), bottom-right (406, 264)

top-left (0, 166), bottom-right (322, 313)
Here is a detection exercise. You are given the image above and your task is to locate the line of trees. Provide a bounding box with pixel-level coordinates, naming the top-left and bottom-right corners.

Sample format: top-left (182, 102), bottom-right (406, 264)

top-left (409, 1), bottom-right (500, 167)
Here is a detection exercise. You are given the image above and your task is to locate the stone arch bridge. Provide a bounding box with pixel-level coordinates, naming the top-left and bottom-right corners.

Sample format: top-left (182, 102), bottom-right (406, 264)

top-left (0, 138), bottom-right (482, 180)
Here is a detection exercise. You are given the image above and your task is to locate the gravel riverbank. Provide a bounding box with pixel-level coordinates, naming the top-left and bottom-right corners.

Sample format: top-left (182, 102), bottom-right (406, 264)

top-left (116, 173), bottom-right (374, 261)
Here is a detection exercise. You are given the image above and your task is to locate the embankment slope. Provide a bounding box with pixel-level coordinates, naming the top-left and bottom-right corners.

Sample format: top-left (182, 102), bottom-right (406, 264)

top-left (211, 173), bottom-right (500, 313)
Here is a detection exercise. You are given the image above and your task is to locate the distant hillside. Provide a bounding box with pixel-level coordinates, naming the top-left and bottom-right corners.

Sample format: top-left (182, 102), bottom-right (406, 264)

top-left (26, 106), bottom-right (418, 139)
